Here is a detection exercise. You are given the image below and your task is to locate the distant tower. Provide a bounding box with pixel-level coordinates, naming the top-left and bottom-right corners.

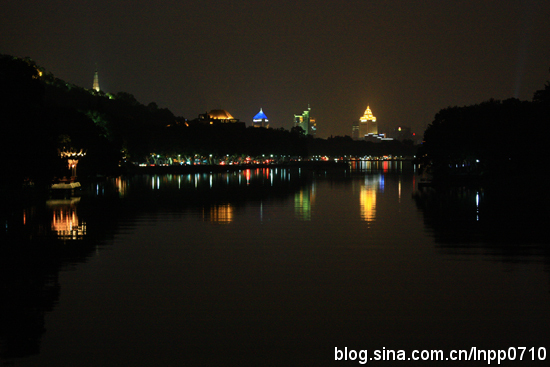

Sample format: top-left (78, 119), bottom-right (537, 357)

top-left (253, 108), bottom-right (269, 128)
top-left (359, 105), bottom-right (377, 138)
top-left (352, 120), bottom-right (360, 139)
top-left (93, 68), bottom-right (100, 92)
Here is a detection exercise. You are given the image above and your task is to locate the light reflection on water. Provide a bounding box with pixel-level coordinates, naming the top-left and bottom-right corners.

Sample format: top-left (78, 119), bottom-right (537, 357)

top-left (2, 165), bottom-right (549, 366)
top-left (359, 175), bottom-right (382, 222)
top-left (47, 198), bottom-right (86, 240)
top-left (294, 186), bottom-right (314, 221)
top-left (204, 204), bottom-right (234, 224)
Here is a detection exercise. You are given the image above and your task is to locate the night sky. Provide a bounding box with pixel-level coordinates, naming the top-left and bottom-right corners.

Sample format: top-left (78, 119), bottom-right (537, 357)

top-left (2, 0), bottom-right (550, 138)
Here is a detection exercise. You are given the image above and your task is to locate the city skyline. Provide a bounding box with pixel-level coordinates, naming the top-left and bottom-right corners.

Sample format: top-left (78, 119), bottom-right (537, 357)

top-left (2, 0), bottom-right (549, 138)
top-left (94, 69), bottom-right (394, 138)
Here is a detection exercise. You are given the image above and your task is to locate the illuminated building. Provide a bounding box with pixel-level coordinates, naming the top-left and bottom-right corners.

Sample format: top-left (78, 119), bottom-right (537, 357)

top-left (208, 109), bottom-right (235, 121)
top-left (364, 133), bottom-right (393, 142)
top-left (253, 108), bottom-right (269, 128)
top-left (309, 116), bottom-right (316, 136)
top-left (193, 109), bottom-right (245, 128)
top-left (294, 105), bottom-right (316, 136)
top-left (391, 125), bottom-right (416, 142)
top-left (93, 68), bottom-right (100, 92)
top-left (359, 106), bottom-right (377, 137)
top-left (355, 106), bottom-right (392, 142)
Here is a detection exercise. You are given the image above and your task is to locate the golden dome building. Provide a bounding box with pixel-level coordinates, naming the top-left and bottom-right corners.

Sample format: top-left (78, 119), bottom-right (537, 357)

top-left (194, 109), bottom-right (243, 127)
top-left (359, 106), bottom-right (377, 137)
top-left (208, 109), bottom-right (235, 121)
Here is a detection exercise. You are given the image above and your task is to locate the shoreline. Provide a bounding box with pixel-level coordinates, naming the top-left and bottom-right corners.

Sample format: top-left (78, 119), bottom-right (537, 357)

top-left (123, 160), bottom-right (351, 175)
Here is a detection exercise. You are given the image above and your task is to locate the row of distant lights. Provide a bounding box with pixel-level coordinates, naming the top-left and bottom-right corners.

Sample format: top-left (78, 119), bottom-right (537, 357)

top-left (140, 154), bottom-right (412, 165)
top-left (151, 154), bottom-right (417, 159)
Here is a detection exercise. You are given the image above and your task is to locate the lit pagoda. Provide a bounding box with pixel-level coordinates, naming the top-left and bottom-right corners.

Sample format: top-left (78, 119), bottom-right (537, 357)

top-left (93, 68), bottom-right (100, 92)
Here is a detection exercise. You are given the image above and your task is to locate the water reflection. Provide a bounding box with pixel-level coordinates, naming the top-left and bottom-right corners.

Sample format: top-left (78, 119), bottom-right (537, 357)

top-left (140, 168), bottom-right (295, 193)
top-left (204, 204), bottom-right (234, 224)
top-left (360, 185), bottom-right (376, 222)
top-left (413, 182), bottom-right (550, 262)
top-left (1, 202), bottom-right (103, 361)
top-left (0, 168), bottom-right (316, 361)
top-left (359, 174), bottom-right (385, 222)
top-left (115, 177), bottom-right (128, 198)
top-left (349, 159), bottom-right (405, 172)
top-left (47, 198), bottom-right (86, 240)
top-left (294, 185), bottom-right (315, 221)
top-left (4, 165), bottom-right (549, 365)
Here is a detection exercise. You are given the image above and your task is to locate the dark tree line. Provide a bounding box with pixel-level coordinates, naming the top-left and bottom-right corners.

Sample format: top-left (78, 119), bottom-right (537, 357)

top-left (1, 55), bottom-right (58, 189)
top-left (152, 124), bottom-right (307, 158)
top-left (0, 54), bottom-right (173, 188)
top-left (418, 80), bottom-right (550, 178)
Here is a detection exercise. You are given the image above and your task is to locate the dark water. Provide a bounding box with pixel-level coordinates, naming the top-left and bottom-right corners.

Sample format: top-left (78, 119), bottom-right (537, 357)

top-left (2, 163), bottom-right (549, 366)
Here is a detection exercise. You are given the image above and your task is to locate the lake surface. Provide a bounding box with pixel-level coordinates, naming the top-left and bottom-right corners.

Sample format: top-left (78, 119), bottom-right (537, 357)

top-left (2, 162), bottom-right (549, 366)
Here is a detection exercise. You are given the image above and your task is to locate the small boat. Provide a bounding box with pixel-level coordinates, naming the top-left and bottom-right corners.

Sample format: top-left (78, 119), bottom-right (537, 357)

top-left (51, 182), bottom-right (81, 190)
top-left (50, 181), bottom-right (82, 199)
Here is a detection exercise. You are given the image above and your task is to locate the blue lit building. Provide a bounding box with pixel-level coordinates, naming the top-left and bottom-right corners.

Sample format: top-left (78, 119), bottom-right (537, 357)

top-left (253, 108), bottom-right (269, 128)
